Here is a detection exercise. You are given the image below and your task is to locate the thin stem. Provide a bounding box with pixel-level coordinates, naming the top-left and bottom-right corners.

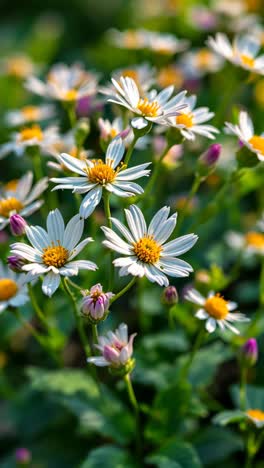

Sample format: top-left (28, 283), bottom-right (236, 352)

top-left (111, 277), bottom-right (137, 305)
top-left (67, 278), bottom-right (83, 291)
top-left (124, 373), bottom-right (141, 456)
top-left (181, 327), bottom-right (206, 379)
top-left (92, 324), bottom-right (99, 344)
top-left (62, 278), bottom-right (92, 359)
top-left (240, 366), bottom-right (248, 411)
top-left (27, 283), bottom-right (49, 327)
top-left (168, 307), bottom-right (175, 329)
top-left (65, 102), bottom-right (77, 128)
top-left (103, 191), bottom-right (114, 290)
top-left (176, 174), bottom-right (202, 234)
top-left (124, 135), bottom-right (139, 166)
top-left (260, 257), bottom-right (264, 307)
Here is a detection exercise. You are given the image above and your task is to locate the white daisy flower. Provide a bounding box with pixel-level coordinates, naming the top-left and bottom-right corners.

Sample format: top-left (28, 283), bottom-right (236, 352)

top-left (167, 95), bottom-right (219, 140)
top-left (98, 117), bottom-right (130, 142)
top-left (207, 33), bottom-right (264, 75)
top-left (185, 288), bottom-right (249, 334)
top-left (102, 205), bottom-right (198, 287)
top-left (88, 322), bottom-right (136, 370)
top-left (0, 124), bottom-right (60, 160)
top-left (25, 63), bottom-right (98, 102)
top-left (51, 137), bottom-right (151, 219)
top-left (0, 54), bottom-right (36, 79)
top-left (5, 105), bottom-right (56, 127)
top-left (226, 222), bottom-right (264, 257)
top-left (0, 261), bottom-right (29, 313)
top-left (100, 63), bottom-right (155, 97)
top-left (108, 76), bottom-right (187, 129)
top-left (225, 111), bottom-right (264, 162)
top-left (0, 172), bottom-right (48, 230)
top-left (108, 28), bottom-right (148, 50)
top-left (246, 409), bottom-right (264, 428)
top-left (145, 31), bottom-right (189, 55)
top-left (180, 48), bottom-right (224, 78)
top-left (10, 209), bottom-right (97, 297)
top-left (47, 130), bottom-right (92, 173)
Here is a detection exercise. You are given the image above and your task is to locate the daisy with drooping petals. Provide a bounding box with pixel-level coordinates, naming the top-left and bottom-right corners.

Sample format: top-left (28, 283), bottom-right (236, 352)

top-left (0, 172), bottom-right (48, 231)
top-left (5, 105), bottom-right (56, 127)
top-left (225, 111), bottom-right (264, 161)
top-left (207, 33), bottom-right (264, 75)
top-left (246, 409), bottom-right (264, 428)
top-left (185, 288), bottom-right (249, 334)
top-left (0, 261), bottom-right (29, 313)
top-left (51, 137), bottom-right (151, 219)
top-left (102, 205), bottom-right (198, 287)
top-left (168, 95), bottom-right (219, 140)
top-left (108, 76), bottom-right (187, 129)
top-left (0, 125), bottom-right (60, 159)
top-left (88, 323), bottom-right (136, 372)
top-left (25, 63), bottom-right (98, 102)
top-left (10, 209), bottom-right (97, 297)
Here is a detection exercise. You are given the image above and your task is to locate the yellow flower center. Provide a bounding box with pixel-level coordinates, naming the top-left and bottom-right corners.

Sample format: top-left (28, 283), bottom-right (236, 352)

top-left (240, 54), bottom-right (255, 68)
top-left (21, 106), bottom-right (40, 121)
top-left (4, 179), bottom-right (18, 192)
top-left (245, 231), bottom-right (264, 249)
top-left (63, 89), bottom-right (78, 101)
top-left (157, 66), bottom-right (184, 88)
top-left (42, 244), bottom-right (69, 268)
top-left (110, 128), bottom-right (118, 138)
top-left (86, 160), bottom-right (119, 185)
top-left (0, 278), bottom-right (18, 301)
top-left (247, 409), bottom-right (264, 421)
top-left (249, 135), bottom-right (264, 155)
top-left (0, 197), bottom-right (24, 218)
top-left (196, 49), bottom-right (213, 68)
top-left (137, 98), bottom-right (160, 117)
top-left (133, 236), bottom-right (162, 264)
top-left (19, 125), bottom-right (43, 142)
top-left (122, 69), bottom-right (139, 83)
top-left (176, 113), bottom-right (194, 128)
top-left (204, 294), bottom-right (229, 320)
top-left (123, 32), bottom-right (142, 48)
top-left (6, 57), bottom-right (32, 78)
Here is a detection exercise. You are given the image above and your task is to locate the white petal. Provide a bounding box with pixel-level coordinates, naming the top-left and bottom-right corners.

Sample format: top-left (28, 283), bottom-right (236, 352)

top-left (63, 214), bottom-right (84, 250)
top-left (206, 318), bottom-right (216, 333)
top-left (195, 308), bottom-right (208, 319)
top-left (106, 137), bottom-right (125, 168)
top-left (79, 186), bottom-right (102, 218)
top-left (42, 272), bottom-right (61, 297)
top-left (47, 209), bottom-right (65, 243)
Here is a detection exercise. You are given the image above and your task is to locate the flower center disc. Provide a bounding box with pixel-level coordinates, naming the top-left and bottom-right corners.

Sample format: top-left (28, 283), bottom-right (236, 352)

top-left (196, 49), bottom-right (213, 68)
top-left (0, 278), bottom-right (18, 301)
top-left (19, 125), bottom-right (43, 142)
top-left (21, 106), bottom-right (40, 121)
top-left (247, 409), bottom-right (264, 421)
top-left (87, 161), bottom-right (116, 184)
top-left (240, 54), bottom-right (255, 68)
top-left (249, 135), bottom-right (264, 155)
top-left (4, 180), bottom-right (18, 192)
top-left (42, 245), bottom-right (69, 268)
top-left (158, 66), bottom-right (183, 88)
top-left (245, 231), bottom-right (264, 249)
top-left (133, 236), bottom-right (162, 264)
top-left (64, 89), bottom-right (78, 101)
top-left (0, 197), bottom-right (24, 217)
top-left (176, 113), bottom-right (194, 128)
top-left (137, 98), bottom-right (160, 117)
top-left (204, 294), bottom-right (229, 320)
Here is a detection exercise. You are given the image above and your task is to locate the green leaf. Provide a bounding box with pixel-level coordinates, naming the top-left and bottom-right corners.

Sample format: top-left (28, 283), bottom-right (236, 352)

top-left (213, 410), bottom-right (245, 426)
top-left (193, 426), bottom-right (243, 465)
top-left (80, 445), bottom-right (137, 468)
top-left (146, 438), bottom-right (202, 468)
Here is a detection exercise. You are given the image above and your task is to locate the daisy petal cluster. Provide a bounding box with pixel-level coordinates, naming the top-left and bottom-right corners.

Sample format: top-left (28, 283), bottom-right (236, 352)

top-left (0, 261), bottom-right (29, 313)
top-left (0, 172), bottom-right (48, 230)
top-left (51, 137), bottom-right (151, 218)
top-left (185, 288), bottom-right (249, 334)
top-left (100, 63), bottom-right (155, 97)
top-left (5, 105), bottom-right (56, 127)
top-left (109, 29), bottom-right (188, 54)
top-left (10, 209), bottom-right (97, 297)
top-left (225, 110), bottom-right (264, 161)
top-left (102, 205), bottom-right (198, 286)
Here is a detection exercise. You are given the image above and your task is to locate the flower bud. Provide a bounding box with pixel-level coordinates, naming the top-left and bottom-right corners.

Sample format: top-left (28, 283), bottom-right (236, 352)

top-left (15, 448), bottom-right (31, 465)
top-left (199, 143), bottom-right (222, 167)
top-left (10, 214), bottom-right (27, 236)
top-left (240, 338), bottom-right (258, 367)
top-left (7, 255), bottom-right (26, 272)
top-left (162, 285), bottom-right (178, 306)
top-left (74, 118), bottom-right (90, 147)
top-left (81, 284), bottom-right (114, 324)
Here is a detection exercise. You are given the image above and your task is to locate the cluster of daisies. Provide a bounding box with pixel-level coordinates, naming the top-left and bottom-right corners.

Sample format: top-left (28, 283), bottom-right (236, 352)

top-left (2, 27), bottom-right (264, 372)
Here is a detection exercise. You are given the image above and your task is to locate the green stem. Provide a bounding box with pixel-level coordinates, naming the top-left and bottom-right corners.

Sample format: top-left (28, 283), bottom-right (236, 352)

top-left (27, 284), bottom-right (50, 327)
top-left (92, 324), bottom-right (99, 344)
top-left (124, 373), bottom-right (141, 456)
top-left (65, 102), bottom-right (77, 128)
top-left (103, 191), bottom-right (114, 290)
top-left (260, 257), bottom-right (264, 307)
top-left (240, 366), bottom-right (248, 411)
top-left (181, 327), bottom-right (206, 379)
top-left (176, 174), bottom-right (202, 234)
top-left (62, 278), bottom-right (92, 359)
top-left (124, 135), bottom-right (139, 166)
top-left (111, 277), bottom-right (137, 304)
top-left (245, 432), bottom-right (257, 468)
top-left (67, 278), bottom-right (83, 291)
top-left (168, 307), bottom-right (175, 329)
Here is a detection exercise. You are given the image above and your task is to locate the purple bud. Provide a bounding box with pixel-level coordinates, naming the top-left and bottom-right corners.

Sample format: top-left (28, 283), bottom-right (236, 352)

top-left (241, 338), bottom-right (258, 367)
top-left (15, 448), bottom-right (31, 465)
top-left (199, 143), bottom-right (222, 166)
top-left (10, 214), bottom-right (27, 236)
top-left (162, 285), bottom-right (178, 306)
top-left (81, 284), bottom-right (114, 322)
top-left (7, 255), bottom-right (26, 272)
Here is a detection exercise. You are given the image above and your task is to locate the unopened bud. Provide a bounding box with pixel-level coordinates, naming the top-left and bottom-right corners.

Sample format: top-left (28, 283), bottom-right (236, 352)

top-left (162, 285), bottom-right (178, 306)
top-left (240, 338), bottom-right (258, 367)
top-left (7, 255), bottom-right (26, 272)
top-left (74, 118), bottom-right (90, 147)
top-left (81, 284), bottom-right (114, 324)
top-left (15, 447), bottom-right (31, 465)
top-left (199, 143), bottom-right (222, 167)
top-left (10, 214), bottom-right (27, 236)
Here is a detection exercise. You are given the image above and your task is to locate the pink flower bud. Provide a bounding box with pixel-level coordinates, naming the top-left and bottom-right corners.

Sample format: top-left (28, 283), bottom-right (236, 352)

top-left (15, 448), bottom-right (31, 465)
top-left (7, 255), bottom-right (26, 272)
top-left (241, 338), bottom-right (258, 367)
top-left (10, 214), bottom-right (27, 236)
top-left (162, 285), bottom-right (178, 305)
top-left (81, 284), bottom-right (114, 323)
top-left (199, 143), bottom-right (222, 166)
